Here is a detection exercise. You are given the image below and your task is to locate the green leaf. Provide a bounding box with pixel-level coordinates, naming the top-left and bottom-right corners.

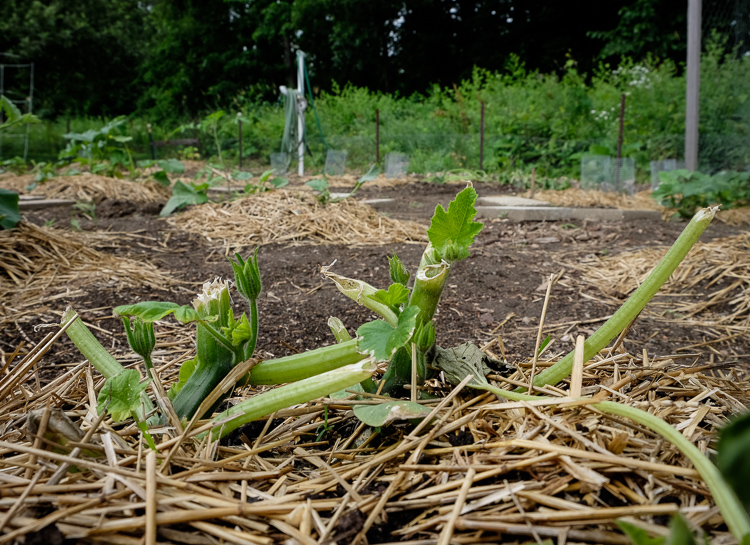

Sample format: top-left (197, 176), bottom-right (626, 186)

top-left (616, 520), bottom-right (665, 545)
top-left (152, 170), bottom-right (170, 186)
top-left (0, 95), bottom-right (22, 123)
top-left (227, 313), bottom-right (253, 345)
top-left (168, 358), bottom-right (197, 400)
top-left (427, 186), bottom-right (483, 262)
top-left (97, 369), bottom-right (149, 422)
top-left (157, 158), bottom-right (185, 174)
top-left (110, 135), bottom-right (133, 143)
top-left (269, 177), bottom-right (289, 188)
top-left (0, 189), bottom-right (21, 229)
top-left (717, 410), bottom-right (750, 513)
top-left (306, 179), bottom-right (329, 193)
top-left (357, 305), bottom-right (420, 361)
top-left (353, 400), bottom-right (432, 427)
top-left (160, 180), bottom-right (209, 216)
top-left (664, 513), bottom-right (698, 545)
top-left (114, 301), bottom-right (199, 323)
top-left (369, 283), bottom-right (410, 310)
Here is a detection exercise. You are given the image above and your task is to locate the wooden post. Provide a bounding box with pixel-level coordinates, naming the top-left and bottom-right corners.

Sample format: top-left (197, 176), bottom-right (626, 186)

top-left (376, 108), bottom-right (380, 164)
top-left (147, 123), bottom-right (155, 160)
top-left (685, 0), bottom-right (702, 171)
top-left (479, 98), bottom-right (485, 171)
top-left (616, 94), bottom-right (626, 160)
top-left (237, 112), bottom-right (243, 169)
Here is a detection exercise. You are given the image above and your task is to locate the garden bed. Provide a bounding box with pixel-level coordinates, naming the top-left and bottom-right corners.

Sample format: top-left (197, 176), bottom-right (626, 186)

top-left (1, 173), bottom-right (749, 544)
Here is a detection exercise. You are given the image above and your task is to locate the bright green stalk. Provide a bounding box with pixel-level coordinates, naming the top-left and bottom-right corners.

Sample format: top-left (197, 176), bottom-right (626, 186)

top-left (207, 360), bottom-right (376, 440)
top-left (328, 317), bottom-right (352, 343)
top-left (247, 339), bottom-right (362, 385)
top-left (62, 307), bottom-right (156, 423)
top-left (526, 206), bottom-right (718, 391)
top-left (61, 307), bottom-right (124, 379)
top-left (408, 261), bottom-right (450, 328)
top-left (594, 400), bottom-right (750, 541)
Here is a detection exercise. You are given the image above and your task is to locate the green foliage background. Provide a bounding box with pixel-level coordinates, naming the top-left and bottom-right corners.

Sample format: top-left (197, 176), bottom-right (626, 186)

top-left (0, 1), bottom-right (748, 178)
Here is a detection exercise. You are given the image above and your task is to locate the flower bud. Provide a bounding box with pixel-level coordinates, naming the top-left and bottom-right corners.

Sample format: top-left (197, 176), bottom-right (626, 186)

top-left (388, 254), bottom-right (410, 286)
top-left (413, 320), bottom-right (436, 352)
top-left (122, 315), bottom-right (156, 371)
top-left (230, 248), bottom-right (262, 304)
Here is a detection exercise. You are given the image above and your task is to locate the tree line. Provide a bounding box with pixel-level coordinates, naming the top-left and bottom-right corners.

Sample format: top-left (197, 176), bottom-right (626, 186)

top-left (1, 0), bottom-right (741, 121)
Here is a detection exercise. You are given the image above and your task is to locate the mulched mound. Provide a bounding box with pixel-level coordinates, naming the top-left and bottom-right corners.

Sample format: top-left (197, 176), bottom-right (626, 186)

top-left (167, 190), bottom-right (429, 249)
top-left (0, 338), bottom-right (746, 544)
top-left (0, 172), bottom-right (169, 203)
top-left (534, 188), bottom-right (664, 211)
top-left (0, 222), bottom-right (176, 328)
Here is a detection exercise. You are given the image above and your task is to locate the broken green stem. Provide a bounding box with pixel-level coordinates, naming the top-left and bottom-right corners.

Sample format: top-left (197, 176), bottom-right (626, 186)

top-left (523, 206), bottom-right (717, 391)
top-left (247, 338), bottom-right (362, 385)
top-left (408, 261), bottom-right (449, 328)
top-left (61, 307), bottom-right (124, 379)
top-left (207, 360), bottom-right (376, 440)
top-left (594, 400), bottom-right (750, 541)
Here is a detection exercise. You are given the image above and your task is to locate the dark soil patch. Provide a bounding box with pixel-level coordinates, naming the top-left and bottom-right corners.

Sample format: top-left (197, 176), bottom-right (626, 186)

top-left (7, 182), bottom-right (750, 375)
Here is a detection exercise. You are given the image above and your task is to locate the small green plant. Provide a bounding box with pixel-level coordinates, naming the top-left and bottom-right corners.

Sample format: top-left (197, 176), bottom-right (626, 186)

top-left (0, 188), bottom-right (21, 230)
top-left (178, 146), bottom-right (201, 161)
top-left (159, 180), bottom-right (209, 216)
top-left (652, 169), bottom-right (750, 218)
top-left (72, 200), bottom-right (97, 222)
top-left (243, 168), bottom-right (289, 194)
top-left (137, 158), bottom-right (186, 186)
top-left (0, 156), bottom-right (29, 175)
top-left (306, 164), bottom-right (378, 203)
top-left (60, 116), bottom-right (137, 178)
top-left (0, 95), bottom-right (39, 132)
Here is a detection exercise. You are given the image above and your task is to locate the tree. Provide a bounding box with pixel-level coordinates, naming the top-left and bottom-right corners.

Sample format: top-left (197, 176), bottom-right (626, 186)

top-left (0, 0), bottom-right (152, 117)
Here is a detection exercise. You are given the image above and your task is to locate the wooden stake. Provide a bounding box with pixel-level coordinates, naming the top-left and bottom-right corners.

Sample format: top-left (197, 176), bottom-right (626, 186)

top-left (571, 335), bottom-right (585, 398)
top-left (146, 450), bottom-right (157, 545)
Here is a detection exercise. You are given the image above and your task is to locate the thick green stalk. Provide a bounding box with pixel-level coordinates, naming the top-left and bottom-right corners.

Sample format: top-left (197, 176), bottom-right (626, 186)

top-left (207, 360), bottom-right (376, 439)
top-left (62, 307), bottom-right (156, 423)
top-left (247, 339), bottom-right (362, 385)
top-left (525, 206), bottom-right (717, 391)
top-left (594, 400), bottom-right (750, 541)
top-left (408, 261), bottom-right (450, 328)
top-left (61, 307), bottom-right (124, 379)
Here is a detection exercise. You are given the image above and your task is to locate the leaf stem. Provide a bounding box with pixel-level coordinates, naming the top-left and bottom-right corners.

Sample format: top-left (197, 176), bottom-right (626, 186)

top-left (207, 360), bottom-right (375, 439)
top-left (524, 206), bottom-right (718, 391)
top-left (594, 400), bottom-right (750, 541)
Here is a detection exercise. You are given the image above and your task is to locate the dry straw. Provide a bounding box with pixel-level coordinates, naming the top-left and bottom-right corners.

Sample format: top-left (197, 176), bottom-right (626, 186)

top-left (0, 223), bottom-right (175, 327)
top-left (168, 190), bottom-right (428, 249)
top-left (567, 234), bottom-right (750, 343)
top-left (0, 172), bottom-right (169, 203)
top-left (0, 341), bottom-right (746, 544)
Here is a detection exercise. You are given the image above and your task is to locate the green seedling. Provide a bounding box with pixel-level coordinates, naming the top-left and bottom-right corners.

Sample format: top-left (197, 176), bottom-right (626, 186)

top-left (160, 180), bottom-right (209, 216)
top-left (0, 188), bottom-right (21, 230)
top-left (306, 164), bottom-right (379, 204)
top-left (0, 95), bottom-right (39, 132)
top-left (243, 169), bottom-right (289, 194)
top-left (653, 169), bottom-right (750, 219)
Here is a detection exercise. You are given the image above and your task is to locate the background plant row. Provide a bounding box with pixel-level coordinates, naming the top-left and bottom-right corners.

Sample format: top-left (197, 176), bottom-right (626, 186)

top-left (2, 44), bottom-right (748, 182)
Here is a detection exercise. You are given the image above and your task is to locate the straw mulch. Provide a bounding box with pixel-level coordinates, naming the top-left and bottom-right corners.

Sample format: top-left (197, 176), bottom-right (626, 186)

top-left (1, 333), bottom-right (747, 544)
top-left (565, 234), bottom-right (750, 352)
top-left (533, 188), bottom-right (664, 212)
top-left (0, 223), bottom-right (176, 328)
top-left (168, 190), bottom-right (428, 249)
top-left (0, 172), bottom-right (169, 203)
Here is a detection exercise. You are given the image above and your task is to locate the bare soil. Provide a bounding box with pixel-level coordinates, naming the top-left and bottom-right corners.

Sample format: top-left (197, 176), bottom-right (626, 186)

top-left (8, 180), bottom-right (749, 375)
